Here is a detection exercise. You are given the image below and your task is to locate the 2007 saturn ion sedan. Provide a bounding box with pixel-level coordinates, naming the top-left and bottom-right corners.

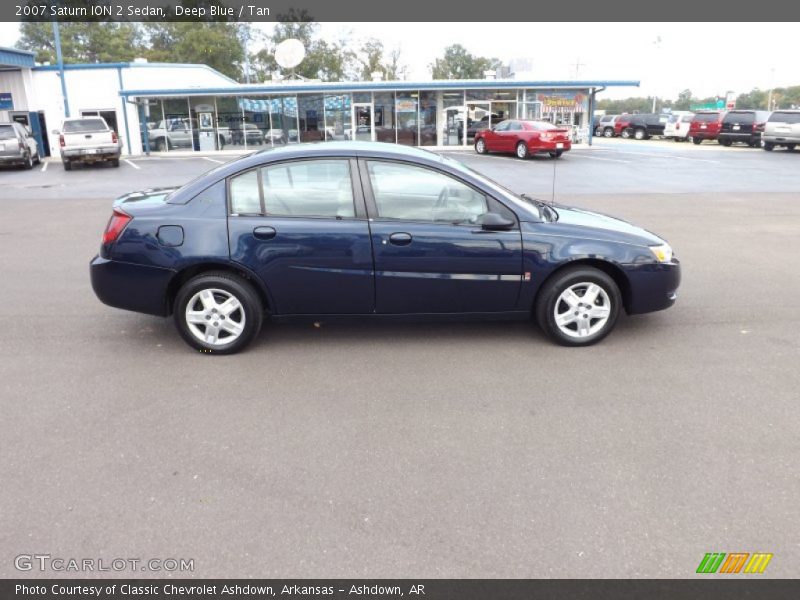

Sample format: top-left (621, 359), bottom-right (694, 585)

top-left (90, 142), bottom-right (680, 354)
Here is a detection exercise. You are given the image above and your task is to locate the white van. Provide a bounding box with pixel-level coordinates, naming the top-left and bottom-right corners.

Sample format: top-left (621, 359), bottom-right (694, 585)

top-left (663, 112), bottom-right (695, 141)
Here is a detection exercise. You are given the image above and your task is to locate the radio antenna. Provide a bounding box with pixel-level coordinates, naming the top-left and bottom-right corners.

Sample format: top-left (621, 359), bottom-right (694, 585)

top-left (551, 149), bottom-right (557, 206)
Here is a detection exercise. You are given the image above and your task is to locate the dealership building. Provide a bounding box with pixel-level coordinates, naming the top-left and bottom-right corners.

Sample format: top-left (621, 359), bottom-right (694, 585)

top-left (0, 46), bottom-right (639, 157)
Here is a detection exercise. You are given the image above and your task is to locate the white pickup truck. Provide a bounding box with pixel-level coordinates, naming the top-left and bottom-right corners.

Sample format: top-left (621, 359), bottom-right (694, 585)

top-left (58, 117), bottom-right (121, 170)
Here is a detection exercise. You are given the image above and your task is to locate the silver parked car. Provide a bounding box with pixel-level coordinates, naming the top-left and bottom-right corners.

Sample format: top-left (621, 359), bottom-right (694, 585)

top-left (0, 121), bottom-right (40, 169)
top-left (762, 110), bottom-right (800, 151)
top-left (594, 114), bottom-right (619, 137)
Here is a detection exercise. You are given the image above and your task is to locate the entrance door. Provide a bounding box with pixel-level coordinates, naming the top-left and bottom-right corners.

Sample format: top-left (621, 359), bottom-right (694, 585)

top-left (352, 103), bottom-right (374, 141)
top-left (444, 107), bottom-right (463, 146)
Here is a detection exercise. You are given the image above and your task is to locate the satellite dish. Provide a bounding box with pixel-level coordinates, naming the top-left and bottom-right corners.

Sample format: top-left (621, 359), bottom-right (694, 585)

top-left (275, 39), bottom-right (306, 70)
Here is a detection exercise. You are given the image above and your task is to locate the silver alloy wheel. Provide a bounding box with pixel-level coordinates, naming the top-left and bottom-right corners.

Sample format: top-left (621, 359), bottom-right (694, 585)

top-left (553, 282), bottom-right (612, 339)
top-left (476, 139), bottom-right (485, 153)
top-left (516, 142), bottom-right (527, 158)
top-left (185, 288), bottom-right (246, 346)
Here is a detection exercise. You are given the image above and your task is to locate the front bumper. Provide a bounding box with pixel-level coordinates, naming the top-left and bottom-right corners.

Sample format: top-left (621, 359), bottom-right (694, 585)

top-left (90, 255), bottom-right (174, 317)
top-left (623, 260), bottom-right (681, 315)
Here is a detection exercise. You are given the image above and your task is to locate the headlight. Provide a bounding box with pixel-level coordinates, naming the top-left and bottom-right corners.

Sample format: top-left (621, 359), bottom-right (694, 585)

top-left (649, 244), bottom-right (673, 263)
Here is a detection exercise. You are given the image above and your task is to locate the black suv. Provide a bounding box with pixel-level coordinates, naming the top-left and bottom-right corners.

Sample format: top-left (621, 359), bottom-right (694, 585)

top-left (623, 113), bottom-right (670, 140)
top-left (718, 110), bottom-right (771, 147)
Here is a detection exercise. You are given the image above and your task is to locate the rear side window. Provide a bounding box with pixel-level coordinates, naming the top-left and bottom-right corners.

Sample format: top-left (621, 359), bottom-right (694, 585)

top-left (724, 112), bottom-right (754, 124)
top-left (694, 113), bottom-right (720, 123)
top-left (768, 112), bottom-right (800, 124)
top-left (63, 119), bottom-right (108, 132)
top-left (0, 125), bottom-right (16, 140)
top-left (229, 159), bottom-right (355, 219)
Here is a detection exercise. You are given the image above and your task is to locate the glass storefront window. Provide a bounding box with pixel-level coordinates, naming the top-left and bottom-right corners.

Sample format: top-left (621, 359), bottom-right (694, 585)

top-left (466, 90), bottom-right (492, 101)
top-left (271, 96), bottom-right (299, 144)
top-left (298, 94), bottom-right (324, 143)
top-left (142, 99), bottom-right (164, 152)
top-left (158, 98), bottom-right (193, 152)
top-left (324, 94), bottom-right (350, 141)
top-left (217, 96), bottom-right (245, 150)
top-left (395, 91), bottom-right (418, 146)
top-left (352, 92), bottom-right (371, 104)
top-left (419, 91), bottom-right (437, 146)
top-left (373, 92), bottom-right (395, 143)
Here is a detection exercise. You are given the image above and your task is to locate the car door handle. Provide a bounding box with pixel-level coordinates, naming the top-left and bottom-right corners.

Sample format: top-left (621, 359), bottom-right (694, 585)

top-left (388, 232), bottom-right (412, 246)
top-left (253, 226), bottom-right (277, 240)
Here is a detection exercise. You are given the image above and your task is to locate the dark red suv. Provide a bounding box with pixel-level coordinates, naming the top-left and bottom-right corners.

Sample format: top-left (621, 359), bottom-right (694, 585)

top-left (689, 111), bottom-right (726, 144)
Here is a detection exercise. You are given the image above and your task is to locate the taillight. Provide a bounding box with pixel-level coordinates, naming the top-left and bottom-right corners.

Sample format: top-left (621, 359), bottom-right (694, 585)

top-left (541, 133), bottom-right (552, 141)
top-left (754, 122), bottom-right (765, 133)
top-left (111, 131), bottom-right (118, 144)
top-left (102, 209), bottom-right (132, 245)
top-left (59, 134), bottom-right (65, 147)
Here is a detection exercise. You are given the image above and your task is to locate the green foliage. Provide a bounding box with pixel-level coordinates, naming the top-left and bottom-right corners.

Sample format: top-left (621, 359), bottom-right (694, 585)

top-left (430, 44), bottom-right (500, 80)
top-left (18, 22), bottom-right (142, 64)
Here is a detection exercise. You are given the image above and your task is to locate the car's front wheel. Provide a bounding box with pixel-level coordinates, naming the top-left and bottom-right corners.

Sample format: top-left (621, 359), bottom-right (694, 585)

top-left (603, 128), bottom-right (614, 138)
top-left (535, 266), bottom-right (621, 346)
top-left (633, 128), bottom-right (647, 140)
top-left (174, 272), bottom-right (263, 354)
top-left (475, 138), bottom-right (487, 154)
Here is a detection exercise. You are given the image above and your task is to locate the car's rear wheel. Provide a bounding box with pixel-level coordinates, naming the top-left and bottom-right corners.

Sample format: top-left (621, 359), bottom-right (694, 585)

top-left (633, 128), bottom-right (647, 140)
top-left (719, 139), bottom-right (732, 146)
top-left (516, 141), bottom-right (529, 159)
top-left (535, 267), bottom-right (621, 346)
top-left (692, 137), bottom-right (702, 145)
top-left (475, 138), bottom-right (487, 154)
top-left (603, 128), bottom-right (614, 137)
top-left (763, 142), bottom-right (774, 151)
top-left (786, 144), bottom-right (795, 151)
top-left (594, 127), bottom-right (603, 136)
top-left (63, 159), bottom-right (73, 171)
top-left (110, 158), bottom-right (120, 167)
top-left (621, 128), bottom-right (632, 139)
top-left (174, 272), bottom-right (263, 355)
top-left (155, 138), bottom-right (168, 152)
top-left (549, 150), bottom-right (563, 158)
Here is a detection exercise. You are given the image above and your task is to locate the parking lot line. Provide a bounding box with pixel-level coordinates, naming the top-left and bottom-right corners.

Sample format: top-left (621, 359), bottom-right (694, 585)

top-left (570, 154), bottom-right (629, 163)
top-left (590, 148), bottom-right (721, 164)
top-left (123, 159), bottom-right (141, 170)
top-left (203, 157), bottom-right (224, 164)
top-left (40, 161), bottom-right (48, 172)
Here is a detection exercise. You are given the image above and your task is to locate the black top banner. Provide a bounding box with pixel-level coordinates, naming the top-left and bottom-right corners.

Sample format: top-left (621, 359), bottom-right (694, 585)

top-left (3, 579), bottom-right (800, 600)
top-left (6, 0), bottom-right (800, 22)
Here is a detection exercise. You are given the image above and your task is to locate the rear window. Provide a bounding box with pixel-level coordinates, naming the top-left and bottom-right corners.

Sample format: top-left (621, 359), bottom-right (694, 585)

top-left (63, 119), bottom-right (108, 133)
top-left (526, 121), bottom-right (559, 131)
top-left (693, 112), bottom-right (720, 123)
top-left (724, 112), bottom-right (754, 124)
top-left (769, 111), bottom-right (800, 124)
top-left (600, 115), bottom-right (614, 123)
top-left (0, 125), bottom-right (16, 140)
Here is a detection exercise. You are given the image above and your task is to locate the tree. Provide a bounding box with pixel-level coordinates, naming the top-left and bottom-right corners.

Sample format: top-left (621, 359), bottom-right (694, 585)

top-left (141, 22), bottom-right (244, 81)
top-left (18, 22), bottom-right (142, 64)
top-left (674, 89), bottom-right (693, 111)
top-left (384, 47), bottom-right (407, 81)
top-left (430, 44), bottom-right (500, 80)
top-left (359, 38), bottom-right (384, 80)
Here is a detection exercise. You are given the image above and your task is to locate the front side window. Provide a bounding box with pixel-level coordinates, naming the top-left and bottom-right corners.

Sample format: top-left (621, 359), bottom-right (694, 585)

top-left (229, 159), bottom-right (355, 218)
top-left (494, 121), bottom-right (511, 132)
top-left (367, 161), bottom-right (490, 225)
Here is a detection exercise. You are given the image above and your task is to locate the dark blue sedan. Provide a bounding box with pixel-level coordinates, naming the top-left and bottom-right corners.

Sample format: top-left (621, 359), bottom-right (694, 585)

top-left (90, 142), bottom-right (680, 354)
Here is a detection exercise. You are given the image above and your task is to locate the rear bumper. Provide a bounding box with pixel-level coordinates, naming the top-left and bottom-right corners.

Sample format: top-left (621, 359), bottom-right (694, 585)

top-left (530, 140), bottom-right (571, 152)
top-left (62, 147), bottom-right (120, 160)
top-left (690, 130), bottom-right (718, 140)
top-left (90, 255), bottom-right (174, 317)
top-left (623, 260), bottom-right (681, 315)
top-left (763, 134), bottom-right (800, 144)
top-left (718, 132), bottom-right (760, 143)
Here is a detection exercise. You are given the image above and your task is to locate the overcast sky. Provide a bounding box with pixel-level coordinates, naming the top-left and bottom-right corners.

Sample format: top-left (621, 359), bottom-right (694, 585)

top-left (1, 21), bottom-right (796, 100)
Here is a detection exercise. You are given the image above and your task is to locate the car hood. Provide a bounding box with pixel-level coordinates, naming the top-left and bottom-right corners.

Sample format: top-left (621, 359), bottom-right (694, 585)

top-left (113, 187), bottom-right (179, 208)
top-left (550, 204), bottom-right (666, 246)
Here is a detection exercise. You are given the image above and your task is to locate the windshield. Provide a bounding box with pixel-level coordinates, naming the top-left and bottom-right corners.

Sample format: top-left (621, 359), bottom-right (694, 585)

top-left (63, 119), bottom-right (108, 133)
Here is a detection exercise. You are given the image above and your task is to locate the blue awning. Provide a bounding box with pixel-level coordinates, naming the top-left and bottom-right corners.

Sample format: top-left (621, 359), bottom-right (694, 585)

top-left (0, 46), bottom-right (36, 70)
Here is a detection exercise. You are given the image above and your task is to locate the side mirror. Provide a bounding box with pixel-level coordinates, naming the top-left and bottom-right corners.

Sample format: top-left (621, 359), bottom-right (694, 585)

top-left (480, 212), bottom-right (515, 231)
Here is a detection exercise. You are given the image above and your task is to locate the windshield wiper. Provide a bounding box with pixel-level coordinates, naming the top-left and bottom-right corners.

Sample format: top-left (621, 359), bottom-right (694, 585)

top-left (521, 193), bottom-right (558, 222)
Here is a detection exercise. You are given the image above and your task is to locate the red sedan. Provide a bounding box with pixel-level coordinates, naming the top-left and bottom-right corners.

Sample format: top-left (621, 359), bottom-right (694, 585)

top-left (475, 120), bottom-right (572, 159)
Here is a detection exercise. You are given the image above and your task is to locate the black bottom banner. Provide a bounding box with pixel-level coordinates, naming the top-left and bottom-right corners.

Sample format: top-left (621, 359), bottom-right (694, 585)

top-left (2, 579), bottom-right (799, 600)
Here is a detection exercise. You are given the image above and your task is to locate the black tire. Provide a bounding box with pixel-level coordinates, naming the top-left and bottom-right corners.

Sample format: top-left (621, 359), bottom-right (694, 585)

top-left (621, 128), bottom-right (632, 139)
top-left (173, 271), bottom-right (263, 355)
top-left (534, 266), bottom-right (622, 347)
top-left (692, 138), bottom-right (702, 145)
top-left (23, 152), bottom-right (34, 169)
top-left (633, 128), bottom-right (647, 140)
top-left (786, 144), bottom-right (795, 151)
top-left (515, 141), bottom-right (529, 159)
top-left (594, 127), bottom-right (603, 136)
top-left (603, 127), bottom-right (614, 138)
top-left (63, 159), bottom-right (72, 171)
top-left (475, 137), bottom-right (488, 154)
top-left (719, 139), bottom-right (732, 147)
top-left (34, 151), bottom-right (41, 164)
top-left (110, 158), bottom-right (120, 167)
top-left (763, 142), bottom-right (774, 151)
top-left (155, 138), bottom-right (168, 152)
top-left (549, 150), bottom-right (563, 159)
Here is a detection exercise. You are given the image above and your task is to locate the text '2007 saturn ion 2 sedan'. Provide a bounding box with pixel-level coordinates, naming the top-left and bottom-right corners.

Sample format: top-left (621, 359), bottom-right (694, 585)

top-left (90, 142), bottom-right (680, 354)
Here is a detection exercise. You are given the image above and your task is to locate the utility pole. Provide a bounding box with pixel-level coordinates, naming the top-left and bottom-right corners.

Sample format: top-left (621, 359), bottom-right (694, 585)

top-left (53, 20), bottom-right (70, 117)
top-left (767, 67), bottom-right (775, 110)
top-left (570, 58), bottom-right (585, 80)
top-left (652, 36), bottom-right (662, 113)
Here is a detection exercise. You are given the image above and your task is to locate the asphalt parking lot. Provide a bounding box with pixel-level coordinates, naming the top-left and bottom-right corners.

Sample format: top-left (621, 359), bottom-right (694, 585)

top-left (1, 139), bottom-right (799, 578)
